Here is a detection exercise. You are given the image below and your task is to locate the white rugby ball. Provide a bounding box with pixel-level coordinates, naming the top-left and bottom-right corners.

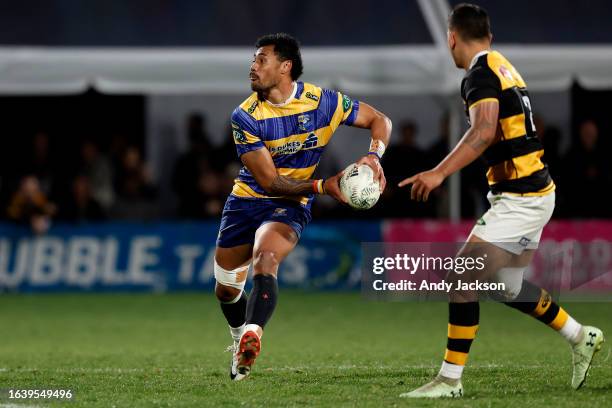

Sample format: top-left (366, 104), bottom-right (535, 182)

top-left (339, 164), bottom-right (381, 210)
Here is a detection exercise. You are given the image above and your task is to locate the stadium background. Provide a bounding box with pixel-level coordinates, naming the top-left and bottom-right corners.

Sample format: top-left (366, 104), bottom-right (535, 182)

top-left (0, 1), bottom-right (610, 407)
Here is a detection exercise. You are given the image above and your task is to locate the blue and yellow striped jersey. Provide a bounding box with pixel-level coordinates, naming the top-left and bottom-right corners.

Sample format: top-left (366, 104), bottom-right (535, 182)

top-left (230, 81), bottom-right (359, 208)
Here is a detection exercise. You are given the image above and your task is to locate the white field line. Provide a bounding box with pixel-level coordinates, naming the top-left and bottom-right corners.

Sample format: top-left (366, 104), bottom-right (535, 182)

top-left (0, 363), bottom-right (569, 374)
top-left (0, 404), bottom-right (43, 408)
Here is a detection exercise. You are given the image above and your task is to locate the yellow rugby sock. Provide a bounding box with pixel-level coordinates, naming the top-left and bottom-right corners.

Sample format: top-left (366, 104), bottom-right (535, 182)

top-left (504, 280), bottom-right (583, 344)
top-left (439, 302), bottom-right (479, 380)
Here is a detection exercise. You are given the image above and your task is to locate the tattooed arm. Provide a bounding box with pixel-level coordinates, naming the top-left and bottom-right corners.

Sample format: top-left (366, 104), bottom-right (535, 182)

top-left (436, 100), bottom-right (499, 177)
top-left (240, 146), bottom-right (346, 202)
top-left (398, 100), bottom-right (499, 201)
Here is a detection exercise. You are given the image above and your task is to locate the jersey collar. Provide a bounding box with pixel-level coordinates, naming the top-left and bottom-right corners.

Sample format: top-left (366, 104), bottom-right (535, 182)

top-left (265, 82), bottom-right (298, 107)
top-left (468, 50), bottom-right (490, 70)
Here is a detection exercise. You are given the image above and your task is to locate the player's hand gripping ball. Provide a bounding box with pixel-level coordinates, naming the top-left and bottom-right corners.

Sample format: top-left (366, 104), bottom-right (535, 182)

top-left (339, 163), bottom-right (381, 210)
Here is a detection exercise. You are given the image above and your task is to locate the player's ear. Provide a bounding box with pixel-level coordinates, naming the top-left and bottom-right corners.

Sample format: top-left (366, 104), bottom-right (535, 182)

top-left (447, 30), bottom-right (456, 50)
top-left (281, 60), bottom-right (292, 75)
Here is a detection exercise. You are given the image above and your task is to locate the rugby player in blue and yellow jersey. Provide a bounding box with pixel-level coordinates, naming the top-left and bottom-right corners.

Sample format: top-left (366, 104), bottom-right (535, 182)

top-left (213, 33), bottom-right (392, 381)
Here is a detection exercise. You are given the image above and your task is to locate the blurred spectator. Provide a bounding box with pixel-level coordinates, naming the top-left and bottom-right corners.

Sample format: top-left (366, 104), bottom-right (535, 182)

top-left (427, 113), bottom-right (488, 218)
top-left (23, 131), bottom-right (55, 195)
top-left (540, 128), bottom-right (562, 180)
top-left (427, 113), bottom-right (450, 167)
top-left (381, 120), bottom-right (433, 217)
top-left (534, 115), bottom-right (562, 177)
top-left (562, 120), bottom-right (611, 217)
top-left (6, 175), bottom-right (56, 234)
top-left (196, 172), bottom-right (224, 218)
top-left (426, 114), bottom-right (451, 217)
top-left (109, 133), bottom-right (129, 171)
top-left (211, 125), bottom-right (247, 207)
top-left (211, 124), bottom-right (242, 174)
top-left (57, 175), bottom-right (106, 222)
top-left (115, 146), bottom-right (156, 199)
top-left (111, 146), bottom-right (159, 220)
top-left (187, 113), bottom-right (213, 152)
top-left (459, 162), bottom-right (488, 218)
top-left (79, 140), bottom-right (115, 209)
top-left (172, 112), bottom-right (216, 218)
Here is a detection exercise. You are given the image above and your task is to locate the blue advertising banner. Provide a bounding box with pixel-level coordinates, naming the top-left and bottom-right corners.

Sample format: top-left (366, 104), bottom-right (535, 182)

top-left (0, 221), bottom-right (381, 292)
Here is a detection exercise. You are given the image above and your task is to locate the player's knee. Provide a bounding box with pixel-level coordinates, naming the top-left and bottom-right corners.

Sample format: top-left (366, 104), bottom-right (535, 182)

top-left (214, 259), bottom-right (248, 300)
top-left (215, 284), bottom-right (241, 302)
top-left (489, 267), bottom-right (525, 301)
top-left (252, 251), bottom-right (279, 277)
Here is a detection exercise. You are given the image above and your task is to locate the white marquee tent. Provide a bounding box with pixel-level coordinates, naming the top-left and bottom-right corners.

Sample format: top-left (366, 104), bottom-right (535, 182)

top-left (1, 0), bottom-right (611, 95)
top-left (1, 0), bottom-right (610, 218)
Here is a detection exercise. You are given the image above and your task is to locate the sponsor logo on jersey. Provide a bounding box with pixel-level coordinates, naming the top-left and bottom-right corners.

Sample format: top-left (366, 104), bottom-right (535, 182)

top-left (499, 65), bottom-right (514, 81)
top-left (305, 92), bottom-right (319, 102)
top-left (272, 208), bottom-right (288, 217)
top-left (303, 132), bottom-right (318, 149)
top-left (519, 237), bottom-right (531, 247)
top-left (342, 94), bottom-right (352, 112)
top-left (247, 100), bottom-right (258, 114)
top-left (269, 141), bottom-right (303, 155)
top-left (298, 114), bottom-right (313, 132)
top-left (231, 122), bottom-right (247, 143)
top-left (268, 132), bottom-right (318, 155)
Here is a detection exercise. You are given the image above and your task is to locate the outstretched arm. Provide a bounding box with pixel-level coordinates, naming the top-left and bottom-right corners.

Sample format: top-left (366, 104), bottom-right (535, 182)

top-left (398, 100), bottom-right (499, 201)
top-left (351, 102), bottom-right (392, 191)
top-left (434, 100), bottom-right (499, 178)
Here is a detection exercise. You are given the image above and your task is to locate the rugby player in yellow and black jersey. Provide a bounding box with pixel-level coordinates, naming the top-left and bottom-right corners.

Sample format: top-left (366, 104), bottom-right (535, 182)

top-left (399, 3), bottom-right (604, 399)
top-left (213, 33), bottom-right (392, 381)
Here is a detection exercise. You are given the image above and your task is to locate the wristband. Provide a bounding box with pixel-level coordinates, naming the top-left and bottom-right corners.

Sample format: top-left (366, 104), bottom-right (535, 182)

top-left (312, 179), bottom-right (325, 194)
top-left (368, 139), bottom-right (386, 159)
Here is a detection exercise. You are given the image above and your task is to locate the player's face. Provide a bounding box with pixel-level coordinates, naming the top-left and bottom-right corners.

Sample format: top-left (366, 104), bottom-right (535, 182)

top-left (250, 45), bottom-right (283, 92)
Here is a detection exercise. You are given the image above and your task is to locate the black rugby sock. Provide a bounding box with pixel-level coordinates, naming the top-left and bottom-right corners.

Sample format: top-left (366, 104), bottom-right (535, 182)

top-left (246, 275), bottom-right (278, 328)
top-left (220, 290), bottom-right (247, 328)
top-left (504, 280), bottom-right (574, 333)
top-left (444, 302), bottom-right (479, 367)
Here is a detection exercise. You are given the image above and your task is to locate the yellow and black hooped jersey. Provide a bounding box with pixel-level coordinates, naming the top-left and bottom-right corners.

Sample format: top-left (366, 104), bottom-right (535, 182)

top-left (462, 50), bottom-right (555, 196)
top-left (230, 81), bottom-right (359, 208)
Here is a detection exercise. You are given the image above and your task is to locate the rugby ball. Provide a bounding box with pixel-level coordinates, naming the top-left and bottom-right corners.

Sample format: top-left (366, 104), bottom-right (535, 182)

top-left (339, 164), bottom-right (381, 210)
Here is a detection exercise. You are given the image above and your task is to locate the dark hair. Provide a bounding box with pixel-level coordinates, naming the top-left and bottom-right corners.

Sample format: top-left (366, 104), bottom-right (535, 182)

top-left (448, 3), bottom-right (491, 41)
top-left (255, 33), bottom-right (303, 80)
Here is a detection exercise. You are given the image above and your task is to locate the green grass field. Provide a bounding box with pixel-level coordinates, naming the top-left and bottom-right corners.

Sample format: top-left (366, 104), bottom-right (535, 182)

top-left (0, 292), bottom-right (610, 407)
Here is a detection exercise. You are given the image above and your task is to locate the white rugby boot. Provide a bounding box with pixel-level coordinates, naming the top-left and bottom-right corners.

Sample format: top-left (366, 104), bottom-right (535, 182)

top-left (571, 325), bottom-right (605, 390)
top-left (226, 341), bottom-right (248, 381)
top-left (400, 376), bottom-right (463, 398)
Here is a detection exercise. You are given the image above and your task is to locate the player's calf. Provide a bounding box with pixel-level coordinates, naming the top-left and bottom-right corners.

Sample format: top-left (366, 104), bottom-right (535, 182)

top-left (246, 273), bottom-right (278, 329)
top-left (246, 251), bottom-right (280, 329)
top-left (231, 253), bottom-right (280, 380)
top-left (503, 280), bottom-right (584, 344)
